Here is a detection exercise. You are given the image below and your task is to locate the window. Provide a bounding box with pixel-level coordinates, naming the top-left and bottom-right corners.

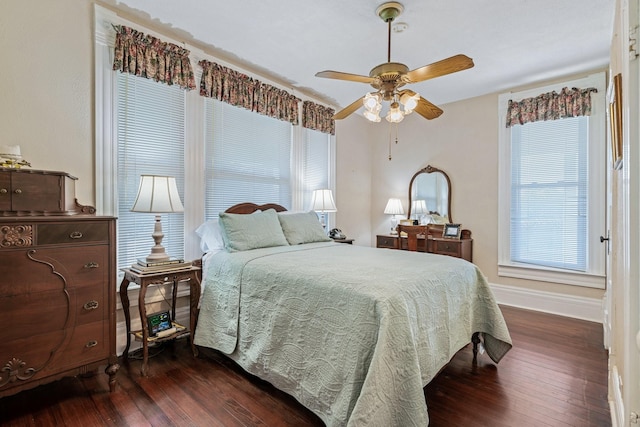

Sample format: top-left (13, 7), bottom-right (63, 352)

top-left (204, 98), bottom-right (292, 217)
top-left (115, 73), bottom-right (186, 269)
top-left (498, 73), bottom-right (606, 288)
top-left (301, 128), bottom-right (332, 210)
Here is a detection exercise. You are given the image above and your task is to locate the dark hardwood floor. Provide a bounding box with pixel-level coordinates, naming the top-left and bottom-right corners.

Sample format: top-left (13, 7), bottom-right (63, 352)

top-left (1, 305), bottom-right (610, 426)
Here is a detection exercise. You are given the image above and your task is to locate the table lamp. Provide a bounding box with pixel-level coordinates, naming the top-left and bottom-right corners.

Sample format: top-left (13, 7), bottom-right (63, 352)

top-left (311, 189), bottom-right (337, 229)
top-left (384, 198), bottom-right (404, 235)
top-left (131, 175), bottom-right (184, 263)
top-left (411, 199), bottom-right (428, 224)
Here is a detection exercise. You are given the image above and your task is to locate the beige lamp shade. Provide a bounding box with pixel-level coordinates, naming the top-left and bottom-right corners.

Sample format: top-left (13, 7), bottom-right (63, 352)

top-left (384, 198), bottom-right (405, 215)
top-left (131, 175), bottom-right (184, 213)
top-left (311, 189), bottom-right (337, 213)
top-left (411, 199), bottom-right (428, 215)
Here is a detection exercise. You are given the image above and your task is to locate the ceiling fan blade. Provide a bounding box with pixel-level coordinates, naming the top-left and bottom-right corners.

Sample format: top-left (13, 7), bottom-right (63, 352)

top-left (414, 96), bottom-right (444, 120)
top-left (333, 96), bottom-right (365, 120)
top-left (315, 70), bottom-right (375, 84)
top-left (404, 54), bottom-right (474, 83)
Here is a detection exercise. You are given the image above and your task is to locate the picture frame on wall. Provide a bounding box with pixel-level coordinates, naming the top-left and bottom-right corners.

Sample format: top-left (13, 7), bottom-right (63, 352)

top-left (608, 73), bottom-right (623, 170)
top-left (443, 223), bottom-right (462, 239)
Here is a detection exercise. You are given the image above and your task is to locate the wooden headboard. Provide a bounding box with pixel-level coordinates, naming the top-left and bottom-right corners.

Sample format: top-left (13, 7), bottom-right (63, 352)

top-left (225, 202), bottom-right (288, 214)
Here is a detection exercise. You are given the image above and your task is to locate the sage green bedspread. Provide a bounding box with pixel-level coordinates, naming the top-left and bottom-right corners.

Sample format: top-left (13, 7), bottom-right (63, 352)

top-left (194, 242), bottom-right (512, 426)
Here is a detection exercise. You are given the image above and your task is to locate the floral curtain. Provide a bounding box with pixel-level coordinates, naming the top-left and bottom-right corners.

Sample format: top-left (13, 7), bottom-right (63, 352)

top-left (302, 101), bottom-right (335, 135)
top-left (506, 86), bottom-right (597, 127)
top-left (199, 60), bottom-right (300, 125)
top-left (112, 25), bottom-right (196, 91)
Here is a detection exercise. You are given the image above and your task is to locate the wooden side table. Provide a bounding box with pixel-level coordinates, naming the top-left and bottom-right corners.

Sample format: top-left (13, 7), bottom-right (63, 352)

top-left (119, 266), bottom-right (201, 376)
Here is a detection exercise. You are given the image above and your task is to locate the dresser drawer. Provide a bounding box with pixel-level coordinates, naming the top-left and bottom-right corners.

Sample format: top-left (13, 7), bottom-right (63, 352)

top-left (433, 239), bottom-right (461, 257)
top-left (0, 329), bottom-right (66, 387)
top-left (37, 222), bottom-right (109, 245)
top-left (0, 246), bottom-right (108, 296)
top-left (376, 235), bottom-right (399, 249)
top-left (46, 321), bottom-right (110, 372)
top-left (0, 289), bottom-right (69, 342)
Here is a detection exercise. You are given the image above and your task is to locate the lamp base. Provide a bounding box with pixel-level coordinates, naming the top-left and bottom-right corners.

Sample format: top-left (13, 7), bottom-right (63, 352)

top-left (389, 215), bottom-right (398, 235)
top-left (145, 214), bottom-right (171, 263)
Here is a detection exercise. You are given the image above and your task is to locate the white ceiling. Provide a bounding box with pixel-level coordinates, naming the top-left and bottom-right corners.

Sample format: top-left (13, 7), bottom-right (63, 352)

top-left (113, 0), bottom-right (615, 115)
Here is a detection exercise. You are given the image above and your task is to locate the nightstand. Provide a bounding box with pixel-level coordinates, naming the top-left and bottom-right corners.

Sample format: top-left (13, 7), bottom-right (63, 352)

top-left (119, 266), bottom-right (201, 376)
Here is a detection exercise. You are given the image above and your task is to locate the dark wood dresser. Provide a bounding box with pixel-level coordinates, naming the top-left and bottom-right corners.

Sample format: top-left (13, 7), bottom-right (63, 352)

top-left (376, 224), bottom-right (473, 262)
top-left (0, 168), bottom-right (118, 397)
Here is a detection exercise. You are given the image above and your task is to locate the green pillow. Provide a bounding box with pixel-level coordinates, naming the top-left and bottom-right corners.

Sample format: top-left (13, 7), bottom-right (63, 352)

top-left (218, 209), bottom-right (289, 252)
top-left (278, 211), bottom-right (332, 245)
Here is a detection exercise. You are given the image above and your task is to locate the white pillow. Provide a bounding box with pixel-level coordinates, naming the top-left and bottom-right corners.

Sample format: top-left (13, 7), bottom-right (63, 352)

top-left (195, 219), bottom-right (225, 253)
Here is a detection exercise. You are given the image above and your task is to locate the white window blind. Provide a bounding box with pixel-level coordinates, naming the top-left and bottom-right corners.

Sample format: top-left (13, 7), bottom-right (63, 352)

top-left (510, 116), bottom-right (588, 271)
top-left (204, 98), bottom-right (292, 218)
top-left (301, 128), bottom-right (331, 210)
top-left (116, 73), bottom-right (186, 268)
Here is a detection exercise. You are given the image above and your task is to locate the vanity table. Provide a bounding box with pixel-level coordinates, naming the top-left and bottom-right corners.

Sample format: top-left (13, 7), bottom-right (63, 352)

top-left (376, 165), bottom-right (473, 262)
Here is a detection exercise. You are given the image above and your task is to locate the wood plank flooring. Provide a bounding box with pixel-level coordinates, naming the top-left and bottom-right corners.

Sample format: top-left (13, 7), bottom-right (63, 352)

top-left (1, 305), bottom-right (610, 426)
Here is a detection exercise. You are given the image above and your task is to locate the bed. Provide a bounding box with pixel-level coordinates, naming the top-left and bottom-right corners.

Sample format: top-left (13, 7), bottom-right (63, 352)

top-left (193, 203), bottom-right (512, 426)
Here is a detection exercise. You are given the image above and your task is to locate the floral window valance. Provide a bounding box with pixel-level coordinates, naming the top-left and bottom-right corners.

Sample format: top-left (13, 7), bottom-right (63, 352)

top-left (199, 60), bottom-right (300, 125)
top-left (302, 101), bottom-right (335, 135)
top-left (506, 86), bottom-right (597, 128)
top-left (112, 25), bottom-right (196, 91)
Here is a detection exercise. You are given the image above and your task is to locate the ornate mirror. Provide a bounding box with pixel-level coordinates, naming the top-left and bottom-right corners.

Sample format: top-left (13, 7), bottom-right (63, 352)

top-left (407, 165), bottom-right (452, 224)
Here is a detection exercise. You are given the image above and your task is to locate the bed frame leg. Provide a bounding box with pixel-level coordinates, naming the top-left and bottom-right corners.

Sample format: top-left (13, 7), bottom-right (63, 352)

top-left (472, 332), bottom-right (480, 363)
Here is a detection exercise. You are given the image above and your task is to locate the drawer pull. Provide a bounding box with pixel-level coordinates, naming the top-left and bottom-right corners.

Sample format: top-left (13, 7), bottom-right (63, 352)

top-left (85, 340), bottom-right (98, 348)
top-left (83, 300), bottom-right (99, 311)
top-left (84, 262), bottom-right (99, 269)
top-left (0, 188), bottom-right (6, 194)
top-left (69, 231), bottom-right (83, 239)
top-left (14, 189), bottom-right (22, 194)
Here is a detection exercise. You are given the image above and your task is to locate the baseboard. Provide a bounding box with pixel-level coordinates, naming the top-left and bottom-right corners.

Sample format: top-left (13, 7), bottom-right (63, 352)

top-left (609, 365), bottom-right (624, 427)
top-left (489, 282), bottom-right (603, 323)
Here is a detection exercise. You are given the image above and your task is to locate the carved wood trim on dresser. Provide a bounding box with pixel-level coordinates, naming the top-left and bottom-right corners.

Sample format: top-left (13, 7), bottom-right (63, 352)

top-left (0, 168), bottom-right (118, 398)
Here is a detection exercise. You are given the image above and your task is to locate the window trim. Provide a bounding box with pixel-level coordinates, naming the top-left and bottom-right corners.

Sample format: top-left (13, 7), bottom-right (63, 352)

top-left (497, 72), bottom-right (607, 289)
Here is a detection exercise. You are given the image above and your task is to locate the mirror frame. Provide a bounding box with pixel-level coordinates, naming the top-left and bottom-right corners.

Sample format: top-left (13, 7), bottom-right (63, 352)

top-left (407, 165), bottom-right (453, 223)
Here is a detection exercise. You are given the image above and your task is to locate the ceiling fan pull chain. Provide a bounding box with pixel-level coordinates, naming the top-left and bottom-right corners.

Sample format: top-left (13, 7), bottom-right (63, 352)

top-left (388, 122), bottom-right (393, 160)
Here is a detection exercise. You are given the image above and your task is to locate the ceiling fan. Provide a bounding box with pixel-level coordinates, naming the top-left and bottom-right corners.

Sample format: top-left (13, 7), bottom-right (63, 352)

top-left (315, 2), bottom-right (474, 123)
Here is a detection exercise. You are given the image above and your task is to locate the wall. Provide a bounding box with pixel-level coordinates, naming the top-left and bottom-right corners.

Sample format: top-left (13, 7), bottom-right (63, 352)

top-left (335, 114), bottom-right (374, 245)
top-left (0, 0), bottom-right (95, 205)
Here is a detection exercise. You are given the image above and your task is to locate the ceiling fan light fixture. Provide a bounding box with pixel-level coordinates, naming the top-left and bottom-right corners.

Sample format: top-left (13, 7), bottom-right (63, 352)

top-left (364, 109), bottom-right (382, 122)
top-left (386, 101), bottom-right (404, 123)
top-left (363, 92), bottom-right (382, 112)
top-left (400, 92), bottom-right (420, 113)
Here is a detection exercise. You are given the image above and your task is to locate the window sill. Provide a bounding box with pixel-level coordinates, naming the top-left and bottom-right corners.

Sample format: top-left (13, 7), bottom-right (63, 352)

top-left (498, 263), bottom-right (605, 289)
